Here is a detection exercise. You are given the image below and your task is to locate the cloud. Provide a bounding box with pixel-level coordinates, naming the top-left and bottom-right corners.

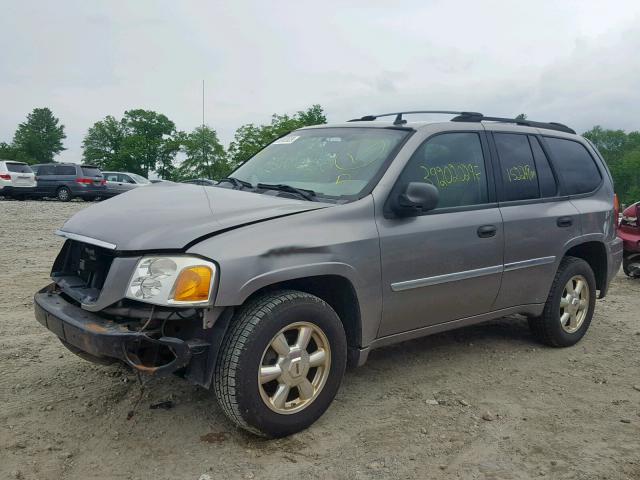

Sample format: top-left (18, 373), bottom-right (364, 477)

top-left (1, 0), bottom-right (640, 165)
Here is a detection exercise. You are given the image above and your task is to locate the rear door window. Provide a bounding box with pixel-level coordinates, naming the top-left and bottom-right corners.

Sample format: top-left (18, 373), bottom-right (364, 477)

top-left (6, 163), bottom-right (33, 173)
top-left (543, 137), bottom-right (602, 195)
top-left (494, 133), bottom-right (539, 201)
top-left (81, 167), bottom-right (102, 177)
top-left (55, 165), bottom-right (77, 176)
top-left (397, 132), bottom-right (489, 209)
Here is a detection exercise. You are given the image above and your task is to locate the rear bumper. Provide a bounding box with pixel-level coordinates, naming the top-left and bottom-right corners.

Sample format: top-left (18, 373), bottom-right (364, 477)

top-left (0, 185), bottom-right (36, 195)
top-left (34, 284), bottom-right (198, 376)
top-left (618, 229), bottom-right (640, 253)
top-left (73, 186), bottom-right (107, 197)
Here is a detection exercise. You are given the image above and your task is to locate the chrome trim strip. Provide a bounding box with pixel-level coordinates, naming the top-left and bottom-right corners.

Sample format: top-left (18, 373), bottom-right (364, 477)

top-left (55, 230), bottom-right (117, 250)
top-left (391, 264), bottom-right (503, 292)
top-left (504, 256), bottom-right (556, 272)
top-left (390, 256), bottom-right (557, 292)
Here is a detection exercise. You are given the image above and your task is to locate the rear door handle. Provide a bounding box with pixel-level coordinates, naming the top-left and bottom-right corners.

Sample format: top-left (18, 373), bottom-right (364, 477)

top-left (477, 225), bottom-right (497, 238)
top-left (557, 216), bottom-right (573, 228)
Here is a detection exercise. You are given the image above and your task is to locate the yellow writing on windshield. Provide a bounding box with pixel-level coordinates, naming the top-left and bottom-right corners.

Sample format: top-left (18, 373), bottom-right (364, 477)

top-left (505, 164), bottom-right (536, 182)
top-left (420, 163), bottom-right (482, 188)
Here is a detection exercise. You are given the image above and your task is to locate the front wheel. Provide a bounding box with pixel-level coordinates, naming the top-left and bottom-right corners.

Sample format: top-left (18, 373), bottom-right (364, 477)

top-left (214, 290), bottom-right (347, 437)
top-left (528, 256), bottom-right (596, 347)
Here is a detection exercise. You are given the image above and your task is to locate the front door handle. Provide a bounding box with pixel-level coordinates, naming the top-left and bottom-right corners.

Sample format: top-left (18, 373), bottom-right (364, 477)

top-left (477, 225), bottom-right (497, 238)
top-left (557, 216), bottom-right (573, 228)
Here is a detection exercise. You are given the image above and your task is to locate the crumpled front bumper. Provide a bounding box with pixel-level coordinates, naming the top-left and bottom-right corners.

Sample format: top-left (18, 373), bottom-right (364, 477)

top-left (34, 284), bottom-right (200, 376)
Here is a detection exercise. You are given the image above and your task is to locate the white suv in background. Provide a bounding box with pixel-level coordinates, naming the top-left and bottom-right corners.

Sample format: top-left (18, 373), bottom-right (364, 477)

top-left (0, 160), bottom-right (36, 199)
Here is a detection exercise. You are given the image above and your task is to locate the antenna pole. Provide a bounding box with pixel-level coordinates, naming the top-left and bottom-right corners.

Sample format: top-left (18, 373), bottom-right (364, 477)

top-left (202, 79), bottom-right (212, 179)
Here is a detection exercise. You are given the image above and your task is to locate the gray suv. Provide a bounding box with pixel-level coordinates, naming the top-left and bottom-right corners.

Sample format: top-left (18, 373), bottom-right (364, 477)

top-left (34, 111), bottom-right (622, 437)
top-left (32, 163), bottom-right (106, 201)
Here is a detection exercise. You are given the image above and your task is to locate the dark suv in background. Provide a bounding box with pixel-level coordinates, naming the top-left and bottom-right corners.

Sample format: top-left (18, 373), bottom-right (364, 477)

top-left (31, 163), bottom-right (106, 201)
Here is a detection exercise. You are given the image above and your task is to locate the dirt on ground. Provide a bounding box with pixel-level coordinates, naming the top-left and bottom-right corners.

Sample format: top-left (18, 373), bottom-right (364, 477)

top-left (1, 198), bottom-right (639, 480)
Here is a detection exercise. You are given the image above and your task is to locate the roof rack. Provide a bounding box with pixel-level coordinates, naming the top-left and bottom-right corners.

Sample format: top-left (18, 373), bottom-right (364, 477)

top-left (348, 110), bottom-right (576, 134)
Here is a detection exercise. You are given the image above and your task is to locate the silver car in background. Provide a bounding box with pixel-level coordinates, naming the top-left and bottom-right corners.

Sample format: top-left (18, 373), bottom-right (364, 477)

top-left (102, 171), bottom-right (151, 197)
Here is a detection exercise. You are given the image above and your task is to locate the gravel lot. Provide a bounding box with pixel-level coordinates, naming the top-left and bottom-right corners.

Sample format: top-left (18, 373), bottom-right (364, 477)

top-left (1, 199), bottom-right (639, 480)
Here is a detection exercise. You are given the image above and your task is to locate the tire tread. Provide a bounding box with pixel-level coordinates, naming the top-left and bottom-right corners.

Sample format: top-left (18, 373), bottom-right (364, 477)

top-left (214, 290), bottom-right (329, 436)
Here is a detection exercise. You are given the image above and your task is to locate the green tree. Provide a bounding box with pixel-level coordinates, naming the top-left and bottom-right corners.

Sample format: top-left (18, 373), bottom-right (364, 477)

top-left (583, 126), bottom-right (628, 164)
top-left (178, 126), bottom-right (229, 180)
top-left (582, 126), bottom-right (640, 204)
top-left (12, 107), bottom-right (66, 163)
top-left (82, 109), bottom-right (180, 178)
top-left (82, 116), bottom-right (128, 170)
top-left (0, 141), bottom-right (34, 163)
top-left (121, 109), bottom-right (177, 177)
top-left (515, 113), bottom-right (527, 120)
top-left (228, 104), bottom-right (326, 167)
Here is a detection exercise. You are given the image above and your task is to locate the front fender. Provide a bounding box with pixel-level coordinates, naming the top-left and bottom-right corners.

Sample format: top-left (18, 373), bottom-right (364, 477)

top-left (186, 197), bottom-right (383, 346)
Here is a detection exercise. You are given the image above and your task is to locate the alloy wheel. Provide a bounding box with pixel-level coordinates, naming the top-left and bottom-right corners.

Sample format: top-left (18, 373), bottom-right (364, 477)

top-left (559, 275), bottom-right (589, 333)
top-left (258, 322), bottom-right (331, 415)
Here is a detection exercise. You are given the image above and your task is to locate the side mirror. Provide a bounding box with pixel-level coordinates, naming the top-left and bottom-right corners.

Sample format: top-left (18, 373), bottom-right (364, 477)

top-left (392, 182), bottom-right (439, 217)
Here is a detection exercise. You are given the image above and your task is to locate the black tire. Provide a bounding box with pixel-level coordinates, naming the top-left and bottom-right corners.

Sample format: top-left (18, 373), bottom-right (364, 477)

top-left (623, 253), bottom-right (640, 277)
top-left (528, 256), bottom-right (596, 347)
top-left (214, 290), bottom-right (347, 438)
top-left (56, 186), bottom-right (72, 202)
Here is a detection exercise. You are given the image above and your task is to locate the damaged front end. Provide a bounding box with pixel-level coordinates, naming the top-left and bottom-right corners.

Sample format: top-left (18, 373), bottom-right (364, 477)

top-left (34, 239), bottom-right (231, 387)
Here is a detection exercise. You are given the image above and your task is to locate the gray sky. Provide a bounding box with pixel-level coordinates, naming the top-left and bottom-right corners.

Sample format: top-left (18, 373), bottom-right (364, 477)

top-left (2, 0), bottom-right (640, 164)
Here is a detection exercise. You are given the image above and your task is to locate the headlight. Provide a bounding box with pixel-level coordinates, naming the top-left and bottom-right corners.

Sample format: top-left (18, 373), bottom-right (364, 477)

top-left (126, 256), bottom-right (216, 306)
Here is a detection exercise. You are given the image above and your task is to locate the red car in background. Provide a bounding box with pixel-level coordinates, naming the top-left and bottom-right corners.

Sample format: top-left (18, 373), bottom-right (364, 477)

top-left (619, 201), bottom-right (640, 277)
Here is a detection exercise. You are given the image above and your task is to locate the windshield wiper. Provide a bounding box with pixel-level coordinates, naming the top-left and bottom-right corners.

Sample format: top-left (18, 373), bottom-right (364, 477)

top-left (256, 183), bottom-right (317, 201)
top-left (218, 177), bottom-right (253, 189)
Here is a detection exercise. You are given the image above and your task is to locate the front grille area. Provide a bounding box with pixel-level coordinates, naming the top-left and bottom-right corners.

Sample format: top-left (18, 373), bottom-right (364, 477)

top-left (51, 240), bottom-right (115, 304)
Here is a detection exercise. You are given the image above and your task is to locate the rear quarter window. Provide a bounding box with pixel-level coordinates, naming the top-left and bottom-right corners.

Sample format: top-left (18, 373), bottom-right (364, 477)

top-left (81, 167), bottom-right (102, 177)
top-left (543, 137), bottom-right (601, 195)
top-left (55, 165), bottom-right (77, 176)
top-left (6, 163), bottom-right (33, 173)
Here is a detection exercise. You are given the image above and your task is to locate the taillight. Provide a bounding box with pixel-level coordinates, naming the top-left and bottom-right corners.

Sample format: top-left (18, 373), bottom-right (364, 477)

top-left (636, 203), bottom-right (640, 225)
top-left (0, 173), bottom-right (10, 180)
top-left (100, 179), bottom-right (106, 185)
top-left (614, 193), bottom-right (620, 230)
top-left (75, 177), bottom-right (93, 184)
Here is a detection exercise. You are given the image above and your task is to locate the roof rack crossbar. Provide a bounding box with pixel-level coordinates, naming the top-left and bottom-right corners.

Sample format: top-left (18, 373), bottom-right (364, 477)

top-left (348, 110), bottom-right (482, 125)
top-left (451, 113), bottom-right (576, 134)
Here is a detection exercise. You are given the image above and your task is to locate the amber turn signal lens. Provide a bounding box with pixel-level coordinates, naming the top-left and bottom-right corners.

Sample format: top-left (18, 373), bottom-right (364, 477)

top-left (172, 266), bottom-right (212, 302)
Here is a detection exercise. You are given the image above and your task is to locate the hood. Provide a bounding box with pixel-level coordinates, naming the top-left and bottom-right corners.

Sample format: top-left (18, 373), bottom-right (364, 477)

top-left (58, 182), bottom-right (329, 251)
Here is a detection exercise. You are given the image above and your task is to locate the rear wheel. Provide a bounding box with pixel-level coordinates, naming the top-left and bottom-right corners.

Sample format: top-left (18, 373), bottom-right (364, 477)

top-left (214, 290), bottom-right (347, 437)
top-left (56, 186), bottom-right (72, 202)
top-left (623, 253), bottom-right (640, 277)
top-left (528, 256), bottom-right (596, 347)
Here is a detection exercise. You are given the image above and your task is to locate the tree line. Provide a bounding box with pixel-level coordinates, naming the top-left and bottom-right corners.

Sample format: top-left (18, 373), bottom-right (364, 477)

top-left (0, 107), bottom-right (638, 202)
top-left (0, 105), bottom-right (326, 181)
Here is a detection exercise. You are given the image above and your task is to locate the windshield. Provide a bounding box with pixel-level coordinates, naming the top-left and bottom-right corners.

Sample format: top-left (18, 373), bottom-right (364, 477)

top-left (130, 173), bottom-right (150, 184)
top-left (231, 128), bottom-right (409, 199)
top-left (6, 163), bottom-right (32, 173)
